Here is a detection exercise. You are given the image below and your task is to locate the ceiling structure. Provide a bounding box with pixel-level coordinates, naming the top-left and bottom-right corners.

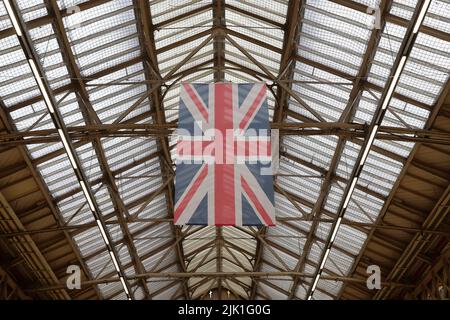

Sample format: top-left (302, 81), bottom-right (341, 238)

top-left (0, 0), bottom-right (449, 300)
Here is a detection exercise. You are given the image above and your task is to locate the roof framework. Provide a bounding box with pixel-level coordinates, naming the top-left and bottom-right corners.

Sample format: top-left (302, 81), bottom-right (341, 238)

top-left (0, 0), bottom-right (449, 300)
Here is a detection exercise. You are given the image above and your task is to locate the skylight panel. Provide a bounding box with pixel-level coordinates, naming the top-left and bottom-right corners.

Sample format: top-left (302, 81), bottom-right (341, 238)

top-left (322, 247), bottom-right (354, 277)
top-left (58, 194), bottom-right (92, 225)
top-left (154, 10), bottom-right (212, 49)
top-left (118, 175), bottom-right (164, 205)
top-left (298, 1), bottom-right (371, 77)
top-left (9, 100), bottom-right (49, 129)
top-left (150, 0), bottom-right (211, 24)
top-left (275, 194), bottom-right (311, 218)
top-left (16, 0), bottom-right (48, 22)
top-left (277, 176), bottom-right (322, 205)
top-left (358, 152), bottom-right (403, 197)
top-left (345, 188), bottom-right (384, 222)
top-left (289, 62), bottom-right (353, 121)
top-left (76, 37), bottom-right (141, 75)
top-left (0, 2), bottom-right (13, 31)
top-left (74, 227), bottom-right (108, 257)
top-left (258, 282), bottom-right (288, 299)
top-left (157, 35), bottom-right (210, 74)
top-left (64, 6), bottom-right (135, 43)
top-left (36, 154), bottom-right (80, 197)
top-left (224, 68), bottom-right (261, 83)
top-left (103, 137), bottom-right (158, 172)
top-left (373, 139), bottom-right (414, 158)
top-left (92, 85), bottom-right (148, 123)
top-left (98, 282), bottom-right (124, 300)
top-left (333, 225), bottom-right (367, 256)
top-left (87, 61), bottom-right (145, 90)
top-left (311, 289), bottom-right (334, 300)
top-left (323, 183), bottom-right (345, 215)
top-left (62, 1), bottom-right (139, 78)
top-left (390, 0), bottom-right (419, 20)
top-left (75, 142), bottom-right (104, 181)
top-left (315, 222), bottom-right (333, 242)
top-left (283, 135), bottom-right (339, 171)
top-left (225, 9), bottom-right (284, 48)
top-left (396, 32), bottom-right (450, 106)
top-left (175, 47), bottom-right (214, 74)
top-left (56, 0), bottom-right (90, 10)
top-left (423, 1), bottom-right (450, 34)
top-left (316, 279), bottom-right (343, 297)
top-left (72, 23), bottom-right (138, 56)
top-left (226, 0), bottom-right (288, 24)
top-left (225, 40), bottom-right (280, 72)
top-left (28, 141), bottom-right (63, 159)
top-left (88, 251), bottom-right (117, 279)
top-left (0, 36), bottom-right (42, 107)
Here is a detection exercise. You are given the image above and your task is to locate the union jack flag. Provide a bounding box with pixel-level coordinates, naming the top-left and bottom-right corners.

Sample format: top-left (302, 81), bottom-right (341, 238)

top-left (174, 83), bottom-right (275, 226)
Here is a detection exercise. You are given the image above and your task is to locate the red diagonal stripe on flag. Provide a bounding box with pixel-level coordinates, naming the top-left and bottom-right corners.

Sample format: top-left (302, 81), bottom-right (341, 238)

top-left (241, 176), bottom-right (275, 226)
top-left (183, 83), bottom-right (209, 123)
top-left (174, 165), bottom-right (208, 221)
top-left (239, 85), bottom-right (266, 130)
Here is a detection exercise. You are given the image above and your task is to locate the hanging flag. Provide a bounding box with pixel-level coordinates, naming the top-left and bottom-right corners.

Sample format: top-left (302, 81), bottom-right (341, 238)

top-left (174, 83), bottom-right (275, 226)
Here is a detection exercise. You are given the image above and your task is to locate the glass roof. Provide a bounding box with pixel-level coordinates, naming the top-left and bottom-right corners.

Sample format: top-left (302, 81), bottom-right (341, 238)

top-left (0, 0), bottom-right (449, 300)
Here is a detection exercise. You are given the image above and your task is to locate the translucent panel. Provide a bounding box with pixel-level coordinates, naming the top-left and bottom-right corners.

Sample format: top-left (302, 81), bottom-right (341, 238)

top-left (266, 224), bottom-right (305, 256)
top-left (227, 0), bottom-right (288, 24)
top-left (10, 100), bottom-right (52, 132)
top-left (226, 36), bottom-right (281, 73)
top-left (289, 61), bottom-right (353, 122)
top-left (62, 0), bottom-right (140, 77)
top-left (98, 282), bottom-right (125, 300)
top-left (158, 34), bottom-right (211, 74)
top-left (0, 35), bottom-right (40, 107)
top-left (283, 135), bottom-right (339, 170)
top-left (87, 250), bottom-right (116, 279)
top-left (141, 245), bottom-right (178, 271)
top-left (133, 286), bottom-right (145, 300)
top-left (56, 0), bottom-right (91, 10)
top-left (275, 191), bottom-right (311, 218)
top-left (0, 1), bottom-right (13, 31)
top-left (333, 225), bottom-right (367, 256)
top-left (58, 92), bottom-right (87, 127)
top-left (389, 1), bottom-right (418, 20)
top-left (150, 0), bottom-right (212, 25)
top-left (154, 10), bottom-right (212, 49)
top-left (73, 226), bottom-right (108, 257)
top-left (323, 247), bottom-right (354, 276)
top-left (225, 9), bottom-right (284, 48)
top-left (396, 33), bottom-right (450, 106)
top-left (316, 279), bottom-right (343, 297)
top-left (367, 22), bottom-right (407, 88)
top-left (311, 290), bottom-right (334, 300)
top-left (307, 241), bottom-right (325, 265)
top-left (36, 152), bottom-right (80, 198)
top-left (424, 1), bottom-right (450, 34)
top-left (336, 141), bottom-right (361, 181)
top-left (343, 188), bottom-right (384, 223)
top-left (298, 0), bottom-right (372, 76)
top-left (263, 246), bottom-right (298, 270)
top-left (16, 0), bottom-right (48, 22)
top-left (259, 281), bottom-right (288, 299)
top-left (225, 40), bottom-right (280, 73)
top-left (359, 150), bottom-right (403, 196)
top-left (58, 189), bottom-right (94, 226)
top-left (295, 283), bottom-right (309, 300)
top-left (367, 20), bottom-right (450, 107)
